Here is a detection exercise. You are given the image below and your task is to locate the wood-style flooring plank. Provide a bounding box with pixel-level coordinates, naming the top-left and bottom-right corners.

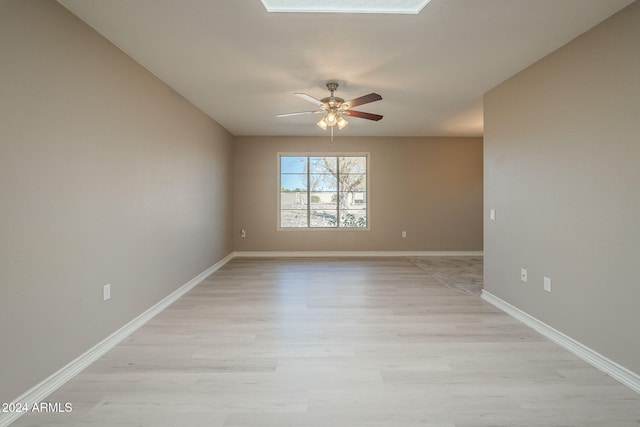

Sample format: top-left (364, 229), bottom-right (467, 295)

top-left (12, 257), bottom-right (640, 426)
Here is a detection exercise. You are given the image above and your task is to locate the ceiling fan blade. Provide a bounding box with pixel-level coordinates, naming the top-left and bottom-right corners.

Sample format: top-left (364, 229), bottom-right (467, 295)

top-left (276, 110), bottom-right (323, 117)
top-left (294, 92), bottom-right (323, 106)
top-left (343, 110), bottom-right (383, 121)
top-left (342, 93), bottom-right (382, 109)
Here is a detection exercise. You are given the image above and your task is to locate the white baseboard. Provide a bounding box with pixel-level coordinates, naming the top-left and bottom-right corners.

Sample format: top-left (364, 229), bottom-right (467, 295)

top-left (481, 290), bottom-right (640, 394)
top-left (232, 250), bottom-right (483, 258)
top-left (0, 253), bottom-right (234, 427)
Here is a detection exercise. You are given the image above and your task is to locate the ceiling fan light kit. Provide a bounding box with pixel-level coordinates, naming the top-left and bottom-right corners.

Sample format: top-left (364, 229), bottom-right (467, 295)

top-left (277, 82), bottom-right (383, 142)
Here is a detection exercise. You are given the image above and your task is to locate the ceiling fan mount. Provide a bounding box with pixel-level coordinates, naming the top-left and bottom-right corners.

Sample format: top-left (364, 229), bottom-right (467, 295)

top-left (326, 81), bottom-right (339, 93)
top-left (277, 81), bottom-right (383, 142)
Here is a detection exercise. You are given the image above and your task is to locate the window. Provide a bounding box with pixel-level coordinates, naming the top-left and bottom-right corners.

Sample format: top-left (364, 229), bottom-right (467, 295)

top-left (279, 154), bottom-right (368, 229)
top-left (261, 0), bottom-right (431, 15)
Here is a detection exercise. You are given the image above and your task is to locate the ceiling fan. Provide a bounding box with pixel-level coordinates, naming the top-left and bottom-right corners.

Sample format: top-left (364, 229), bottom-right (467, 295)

top-left (277, 82), bottom-right (383, 142)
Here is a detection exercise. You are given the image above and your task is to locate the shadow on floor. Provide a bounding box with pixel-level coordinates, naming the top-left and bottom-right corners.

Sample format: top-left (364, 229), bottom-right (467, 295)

top-left (406, 256), bottom-right (483, 297)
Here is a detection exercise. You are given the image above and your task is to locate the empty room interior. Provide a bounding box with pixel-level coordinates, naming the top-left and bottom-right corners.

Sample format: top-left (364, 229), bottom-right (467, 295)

top-left (1, 1), bottom-right (639, 426)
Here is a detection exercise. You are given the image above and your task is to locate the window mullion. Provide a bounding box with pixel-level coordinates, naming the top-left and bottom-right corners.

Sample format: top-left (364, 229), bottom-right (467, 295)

top-left (336, 156), bottom-right (340, 228)
top-left (306, 157), bottom-right (311, 228)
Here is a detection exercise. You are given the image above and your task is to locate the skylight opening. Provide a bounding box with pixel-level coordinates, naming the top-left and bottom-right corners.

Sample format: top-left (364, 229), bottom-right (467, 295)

top-left (260, 0), bottom-right (432, 15)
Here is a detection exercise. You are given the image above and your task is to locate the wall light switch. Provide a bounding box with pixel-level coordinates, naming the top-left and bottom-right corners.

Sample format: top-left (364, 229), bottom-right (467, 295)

top-left (490, 209), bottom-right (496, 221)
top-left (544, 277), bottom-right (552, 292)
top-left (402, 231), bottom-right (407, 238)
top-left (241, 229), bottom-right (246, 238)
top-left (103, 284), bottom-right (111, 301)
top-left (520, 268), bottom-right (528, 282)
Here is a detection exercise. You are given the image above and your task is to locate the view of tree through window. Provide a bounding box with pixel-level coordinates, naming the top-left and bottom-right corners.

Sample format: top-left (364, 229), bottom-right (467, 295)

top-left (280, 155), bottom-right (368, 228)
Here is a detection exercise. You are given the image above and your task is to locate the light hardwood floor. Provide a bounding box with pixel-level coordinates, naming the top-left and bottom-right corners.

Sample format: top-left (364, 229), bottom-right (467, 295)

top-left (13, 258), bottom-right (640, 426)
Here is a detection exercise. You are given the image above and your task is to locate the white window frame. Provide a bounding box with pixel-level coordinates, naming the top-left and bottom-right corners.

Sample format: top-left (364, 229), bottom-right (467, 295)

top-left (277, 152), bottom-right (370, 231)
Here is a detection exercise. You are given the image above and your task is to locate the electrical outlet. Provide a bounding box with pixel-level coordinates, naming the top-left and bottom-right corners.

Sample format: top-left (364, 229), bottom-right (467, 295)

top-left (544, 277), bottom-right (552, 292)
top-left (103, 284), bottom-right (111, 301)
top-left (520, 268), bottom-right (528, 282)
top-left (402, 231), bottom-right (407, 238)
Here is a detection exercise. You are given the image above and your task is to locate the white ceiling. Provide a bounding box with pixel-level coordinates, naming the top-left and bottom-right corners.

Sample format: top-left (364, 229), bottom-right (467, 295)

top-left (58, 0), bottom-right (634, 137)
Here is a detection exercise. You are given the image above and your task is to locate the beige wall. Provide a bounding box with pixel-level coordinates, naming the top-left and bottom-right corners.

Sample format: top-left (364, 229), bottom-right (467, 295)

top-left (233, 136), bottom-right (483, 252)
top-left (484, 1), bottom-right (640, 374)
top-left (0, 0), bottom-right (233, 403)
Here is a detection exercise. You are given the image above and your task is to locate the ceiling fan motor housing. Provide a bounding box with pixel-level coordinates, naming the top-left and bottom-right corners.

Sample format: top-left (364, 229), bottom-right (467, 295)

top-left (322, 82), bottom-right (344, 108)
